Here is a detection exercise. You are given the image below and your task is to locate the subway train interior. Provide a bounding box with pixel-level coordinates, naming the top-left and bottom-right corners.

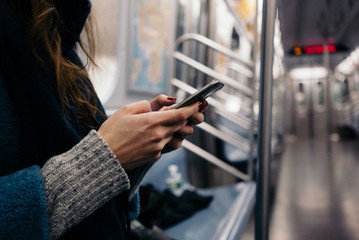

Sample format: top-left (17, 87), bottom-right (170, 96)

top-left (87, 0), bottom-right (359, 239)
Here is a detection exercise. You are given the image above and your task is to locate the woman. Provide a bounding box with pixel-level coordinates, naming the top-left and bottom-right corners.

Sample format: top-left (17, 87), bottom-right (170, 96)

top-left (0, 0), bottom-right (206, 239)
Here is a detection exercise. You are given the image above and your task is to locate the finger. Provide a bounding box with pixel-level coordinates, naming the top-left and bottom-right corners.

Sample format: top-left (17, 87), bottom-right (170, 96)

top-left (199, 100), bottom-right (208, 113)
top-left (162, 133), bottom-right (185, 153)
top-left (151, 102), bottom-right (200, 125)
top-left (150, 94), bottom-right (177, 111)
top-left (165, 137), bottom-right (183, 151)
top-left (177, 125), bottom-right (194, 136)
top-left (122, 100), bottom-right (152, 114)
top-left (158, 104), bottom-right (176, 112)
top-left (189, 112), bottom-right (204, 125)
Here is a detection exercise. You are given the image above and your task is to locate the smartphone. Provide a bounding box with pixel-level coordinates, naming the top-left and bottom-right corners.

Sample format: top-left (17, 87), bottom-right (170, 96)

top-left (173, 79), bottom-right (224, 109)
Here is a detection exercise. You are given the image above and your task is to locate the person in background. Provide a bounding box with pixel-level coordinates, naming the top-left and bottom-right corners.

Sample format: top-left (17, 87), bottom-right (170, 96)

top-left (0, 0), bottom-right (207, 239)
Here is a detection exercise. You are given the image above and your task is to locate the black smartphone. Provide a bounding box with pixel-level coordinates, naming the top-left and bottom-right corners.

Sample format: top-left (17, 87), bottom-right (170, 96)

top-left (173, 79), bottom-right (224, 109)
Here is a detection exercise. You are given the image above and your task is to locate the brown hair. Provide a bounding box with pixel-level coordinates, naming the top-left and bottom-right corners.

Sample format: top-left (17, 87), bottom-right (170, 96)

top-left (10, 0), bottom-right (105, 131)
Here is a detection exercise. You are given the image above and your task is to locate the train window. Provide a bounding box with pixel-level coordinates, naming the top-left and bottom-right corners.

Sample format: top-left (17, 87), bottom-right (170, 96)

top-left (332, 79), bottom-right (342, 107)
top-left (314, 81), bottom-right (325, 111)
top-left (342, 79), bottom-right (350, 102)
top-left (231, 27), bottom-right (240, 50)
top-left (332, 76), bottom-right (350, 108)
top-left (295, 82), bottom-right (306, 112)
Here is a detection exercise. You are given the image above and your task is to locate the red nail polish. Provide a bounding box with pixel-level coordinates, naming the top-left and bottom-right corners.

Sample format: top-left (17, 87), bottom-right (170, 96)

top-left (167, 97), bottom-right (177, 101)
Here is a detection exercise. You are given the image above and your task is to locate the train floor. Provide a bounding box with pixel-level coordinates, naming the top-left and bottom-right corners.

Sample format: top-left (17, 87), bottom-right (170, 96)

top-left (243, 136), bottom-right (359, 240)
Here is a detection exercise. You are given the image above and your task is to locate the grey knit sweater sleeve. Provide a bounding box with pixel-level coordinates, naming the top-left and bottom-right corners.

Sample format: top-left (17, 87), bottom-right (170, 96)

top-left (41, 130), bottom-right (131, 240)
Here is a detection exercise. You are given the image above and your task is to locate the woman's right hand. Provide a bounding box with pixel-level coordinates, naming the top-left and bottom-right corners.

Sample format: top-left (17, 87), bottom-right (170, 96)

top-left (98, 100), bottom-right (199, 169)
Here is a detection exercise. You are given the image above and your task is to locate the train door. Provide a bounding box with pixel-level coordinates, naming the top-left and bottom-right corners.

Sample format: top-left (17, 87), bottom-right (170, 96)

top-left (292, 78), bottom-right (328, 139)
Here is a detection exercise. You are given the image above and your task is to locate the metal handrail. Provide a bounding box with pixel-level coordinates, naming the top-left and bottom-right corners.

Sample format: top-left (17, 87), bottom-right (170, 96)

top-left (215, 108), bottom-right (252, 131)
top-left (197, 122), bottom-right (250, 152)
top-left (175, 33), bottom-right (254, 68)
top-left (226, 61), bottom-right (255, 79)
top-left (171, 32), bottom-right (257, 182)
top-left (216, 91), bottom-right (253, 116)
top-left (174, 52), bottom-right (253, 96)
top-left (170, 34), bottom-right (256, 180)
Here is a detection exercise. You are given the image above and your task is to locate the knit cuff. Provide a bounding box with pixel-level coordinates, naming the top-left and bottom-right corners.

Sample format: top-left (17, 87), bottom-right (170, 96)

top-left (41, 130), bottom-right (130, 240)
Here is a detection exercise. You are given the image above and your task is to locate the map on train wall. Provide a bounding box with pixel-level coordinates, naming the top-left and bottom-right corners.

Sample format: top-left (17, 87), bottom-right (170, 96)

top-left (128, 0), bottom-right (172, 94)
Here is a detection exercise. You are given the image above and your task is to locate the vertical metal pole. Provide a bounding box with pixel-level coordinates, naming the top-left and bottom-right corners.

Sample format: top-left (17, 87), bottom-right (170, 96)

top-left (255, 0), bottom-right (277, 239)
top-left (248, 0), bottom-right (261, 180)
top-left (323, 44), bottom-right (332, 152)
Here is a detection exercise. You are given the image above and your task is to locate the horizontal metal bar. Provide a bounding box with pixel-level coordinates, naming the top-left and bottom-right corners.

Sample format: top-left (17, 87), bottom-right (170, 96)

top-left (226, 62), bottom-right (255, 79)
top-left (171, 78), bottom-right (197, 94)
top-left (182, 140), bottom-right (250, 181)
top-left (216, 124), bottom-right (252, 150)
top-left (215, 108), bottom-right (252, 131)
top-left (174, 52), bottom-right (253, 96)
top-left (175, 33), bottom-right (254, 68)
top-left (197, 122), bottom-right (250, 152)
top-left (215, 91), bottom-right (253, 116)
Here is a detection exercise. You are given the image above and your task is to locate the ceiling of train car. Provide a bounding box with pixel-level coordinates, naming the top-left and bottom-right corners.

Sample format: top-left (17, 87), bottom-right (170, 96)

top-left (277, 0), bottom-right (359, 70)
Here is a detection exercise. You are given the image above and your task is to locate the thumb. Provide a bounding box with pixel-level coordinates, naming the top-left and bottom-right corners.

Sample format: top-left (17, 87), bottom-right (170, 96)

top-left (150, 94), bottom-right (177, 111)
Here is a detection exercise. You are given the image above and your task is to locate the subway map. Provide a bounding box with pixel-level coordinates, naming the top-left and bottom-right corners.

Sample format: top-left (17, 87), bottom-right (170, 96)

top-left (129, 0), bottom-right (172, 93)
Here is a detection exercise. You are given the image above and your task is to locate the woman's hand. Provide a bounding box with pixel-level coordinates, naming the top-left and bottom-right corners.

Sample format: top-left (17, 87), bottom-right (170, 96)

top-left (162, 100), bottom-right (207, 153)
top-left (98, 97), bottom-right (201, 169)
top-left (149, 95), bottom-right (208, 153)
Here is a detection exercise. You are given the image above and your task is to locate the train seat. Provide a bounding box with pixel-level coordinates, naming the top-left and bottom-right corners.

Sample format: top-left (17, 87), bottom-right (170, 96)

top-left (141, 148), bottom-right (256, 240)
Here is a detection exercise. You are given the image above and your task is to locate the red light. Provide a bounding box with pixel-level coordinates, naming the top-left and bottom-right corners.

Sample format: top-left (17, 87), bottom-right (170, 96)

top-left (303, 45), bottom-right (336, 54)
top-left (328, 45), bottom-right (336, 52)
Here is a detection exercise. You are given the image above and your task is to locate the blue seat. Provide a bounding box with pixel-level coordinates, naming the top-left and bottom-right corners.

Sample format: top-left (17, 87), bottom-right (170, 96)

top-left (142, 148), bottom-right (256, 240)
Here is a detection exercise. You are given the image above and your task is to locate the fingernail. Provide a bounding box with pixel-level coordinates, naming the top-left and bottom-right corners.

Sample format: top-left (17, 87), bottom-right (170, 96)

top-left (199, 101), bottom-right (208, 112)
top-left (167, 97), bottom-right (177, 101)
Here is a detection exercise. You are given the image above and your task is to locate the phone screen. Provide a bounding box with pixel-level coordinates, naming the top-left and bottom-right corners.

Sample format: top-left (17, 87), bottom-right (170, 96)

top-left (173, 79), bottom-right (224, 109)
